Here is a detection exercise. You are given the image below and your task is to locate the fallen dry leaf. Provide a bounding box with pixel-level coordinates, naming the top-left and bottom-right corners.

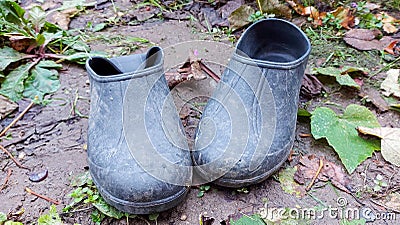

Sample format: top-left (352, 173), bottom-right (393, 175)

top-left (344, 28), bottom-right (382, 40)
top-left (228, 5), bottom-right (255, 31)
top-left (294, 154), bottom-right (352, 193)
top-left (359, 87), bottom-right (389, 112)
top-left (376, 12), bottom-right (400, 34)
top-left (49, 8), bottom-right (78, 30)
top-left (381, 69), bottom-right (400, 98)
top-left (381, 192), bottom-right (400, 211)
top-left (331, 6), bottom-right (355, 29)
top-left (343, 29), bottom-right (394, 51)
top-left (301, 73), bottom-right (325, 100)
top-left (357, 127), bottom-right (400, 167)
top-left (259, 0), bottom-right (292, 19)
top-left (384, 40), bottom-right (400, 55)
top-left (0, 95), bottom-right (18, 120)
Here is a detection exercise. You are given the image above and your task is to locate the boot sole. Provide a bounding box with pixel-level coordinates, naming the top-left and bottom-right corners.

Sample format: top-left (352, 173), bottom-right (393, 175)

top-left (91, 174), bottom-right (189, 214)
top-left (192, 150), bottom-right (289, 188)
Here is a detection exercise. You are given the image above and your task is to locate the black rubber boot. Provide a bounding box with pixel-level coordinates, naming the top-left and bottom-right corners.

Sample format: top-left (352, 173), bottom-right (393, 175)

top-left (192, 19), bottom-right (311, 187)
top-left (86, 47), bottom-right (192, 214)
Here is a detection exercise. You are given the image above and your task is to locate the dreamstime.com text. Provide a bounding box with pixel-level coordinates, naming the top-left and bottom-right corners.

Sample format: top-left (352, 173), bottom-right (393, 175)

top-left (259, 197), bottom-right (397, 221)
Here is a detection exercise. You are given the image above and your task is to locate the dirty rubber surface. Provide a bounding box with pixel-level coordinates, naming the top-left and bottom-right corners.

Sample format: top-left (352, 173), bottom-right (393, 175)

top-left (1, 8), bottom-right (400, 225)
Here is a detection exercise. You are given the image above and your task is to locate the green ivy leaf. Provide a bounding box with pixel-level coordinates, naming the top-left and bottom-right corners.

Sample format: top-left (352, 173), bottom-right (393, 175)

top-left (0, 46), bottom-right (28, 71)
top-left (37, 205), bottom-right (62, 225)
top-left (312, 66), bottom-right (367, 89)
top-left (92, 197), bottom-right (125, 219)
top-left (0, 63), bottom-right (31, 101)
top-left (23, 61), bottom-right (60, 101)
top-left (311, 104), bottom-right (380, 173)
top-left (230, 214), bottom-right (266, 225)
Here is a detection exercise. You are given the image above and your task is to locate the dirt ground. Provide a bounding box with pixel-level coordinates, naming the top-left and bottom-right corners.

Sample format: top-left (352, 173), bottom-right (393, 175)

top-left (1, 1), bottom-right (400, 225)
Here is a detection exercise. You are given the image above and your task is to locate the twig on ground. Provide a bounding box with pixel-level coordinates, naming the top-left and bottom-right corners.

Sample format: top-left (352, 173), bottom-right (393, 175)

top-left (1, 168), bottom-right (12, 190)
top-left (299, 133), bottom-right (312, 138)
top-left (0, 145), bottom-right (29, 170)
top-left (0, 100), bottom-right (35, 137)
top-left (306, 158), bottom-right (324, 191)
top-left (370, 198), bottom-right (400, 214)
top-left (25, 187), bottom-right (60, 205)
top-left (199, 61), bottom-right (221, 82)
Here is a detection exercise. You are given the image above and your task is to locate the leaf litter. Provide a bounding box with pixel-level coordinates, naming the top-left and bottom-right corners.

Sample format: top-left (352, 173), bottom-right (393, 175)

top-left (294, 154), bottom-right (352, 193)
top-left (357, 126), bottom-right (400, 167)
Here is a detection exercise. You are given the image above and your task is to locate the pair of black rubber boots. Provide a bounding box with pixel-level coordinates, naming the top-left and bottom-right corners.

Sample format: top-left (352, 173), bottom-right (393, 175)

top-left (85, 19), bottom-right (311, 214)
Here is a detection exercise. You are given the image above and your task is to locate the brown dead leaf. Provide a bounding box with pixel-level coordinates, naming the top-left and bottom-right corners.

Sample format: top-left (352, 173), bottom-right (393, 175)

top-left (294, 154), bottom-right (352, 193)
top-left (301, 73), bottom-right (325, 99)
top-left (376, 12), bottom-right (400, 34)
top-left (189, 51), bottom-right (207, 80)
top-left (330, 6), bottom-right (355, 29)
top-left (357, 126), bottom-right (400, 167)
top-left (8, 35), bottom-right (34, 52)
top-left (49, 8), bottom-right (78, 30)
top-left (344, 29), bottom-right (382, 41)
top-left (344, 30), bottom-right (394, 51)
top-left (383, 23), bottom-right (399, 34)
top-left (380, 192), bottom-right (400, 212)
top-left (359, 87), bottom-right (389, 112)
top-left (259, 0), bottom-right (292, 19)
top-left (385, 40), bottom-right (400, 55)
top-left (0, 95), bottom-right (18, 120)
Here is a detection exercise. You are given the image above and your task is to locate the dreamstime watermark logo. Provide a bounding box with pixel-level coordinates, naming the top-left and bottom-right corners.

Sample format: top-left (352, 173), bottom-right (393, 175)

top-left (259, 197), bottom-right (396, 221)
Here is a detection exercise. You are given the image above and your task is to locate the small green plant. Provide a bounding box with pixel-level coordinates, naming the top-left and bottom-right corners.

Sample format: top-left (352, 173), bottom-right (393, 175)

top-left (197, 185), bottom-right (211, 198)
top-left (373, 174), bottom-right (388, 192)
top-left (248, 11), bottom-right (266, 22)
top-left (236, 187), bottom-right (249, 194)
top-left (354, 2), bottom-right (383, 30)
top-left (0, 1), bottom-right (98, 104)
top-left (64, 171), bottom-right (134, 224)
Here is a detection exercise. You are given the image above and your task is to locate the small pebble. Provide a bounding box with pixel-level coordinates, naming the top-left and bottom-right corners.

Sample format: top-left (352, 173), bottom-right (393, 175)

top-left (180, 214), bottom-right (187, 221)
top-left (18, 152), bottom-right (26, 159)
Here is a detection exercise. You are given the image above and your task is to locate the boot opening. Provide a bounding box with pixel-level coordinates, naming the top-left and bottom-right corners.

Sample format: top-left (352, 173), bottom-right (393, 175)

top-left (88, 57), bottom-right (123, 76)
top-left (236, 19), bottom-right (310, 63)
top-left (144, 47), bottom-right (163, 69)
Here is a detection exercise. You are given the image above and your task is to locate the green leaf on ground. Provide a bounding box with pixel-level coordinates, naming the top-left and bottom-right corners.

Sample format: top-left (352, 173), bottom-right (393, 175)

top-left (381, 69), bottom-right (400, 98)
top-left (0, 47), bottom-right (28, 71)
top-left (357, 127), bottom-right (400, 167)
top-left (228, 5), bottom-right (255, 31)
top-left (340, 218), bottom-right (366, 225)
top-left (92, 197), bottom-right (125, 219)
top-left (297, 108), bottom-right (312, 117)
top-left (311, 104), bottom-right (380, 173)
top-left (0, 212), bottom-right (7, 222)
top-left (23, 61), bottom-right (61, 101)
top-left (278, 167), bottom-right (305, 198)
top-left (0, 63), bottom-right (32, 101)
top-left (312, 66), bottom-right (368, 89)
top-left (230, 214), bottom-right (265, 225)
top-left (37, 205), bottom-right (62, 225)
